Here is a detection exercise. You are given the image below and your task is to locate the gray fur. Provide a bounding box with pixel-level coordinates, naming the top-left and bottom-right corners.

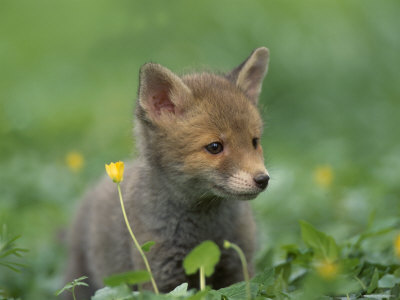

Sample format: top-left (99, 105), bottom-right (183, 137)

top-left (65, 47), bottom-right (270, 298)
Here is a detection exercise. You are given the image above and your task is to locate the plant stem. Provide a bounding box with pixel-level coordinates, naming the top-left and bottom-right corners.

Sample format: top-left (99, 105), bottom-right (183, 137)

top-left (354, 275), bottom-right (367, 290)
top-left (199, 266), bottom-right (205, 291)
top-left (72, 286), bottom-right (76, 300)
top-left (228, 242), bottom-right (251, 300)
top-left (117, 183), bottom-right (159, 294)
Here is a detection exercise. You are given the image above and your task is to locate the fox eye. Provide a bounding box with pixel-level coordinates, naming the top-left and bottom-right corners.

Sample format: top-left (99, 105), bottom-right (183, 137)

top-left (252, 138), bottom-right (259, 149)
top-left (205, 142), bottom-right (223, 154)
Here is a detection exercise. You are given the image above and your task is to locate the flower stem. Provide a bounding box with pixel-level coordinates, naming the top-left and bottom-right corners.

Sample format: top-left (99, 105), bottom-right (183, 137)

top-left (199, 266), bottom-right (205, 291)
top-left (117, 183), bottom-right (159, 294)
top-left (72, 286), bottom-right (76, 300)
top-left (224, 241), bottom-right (251, 300)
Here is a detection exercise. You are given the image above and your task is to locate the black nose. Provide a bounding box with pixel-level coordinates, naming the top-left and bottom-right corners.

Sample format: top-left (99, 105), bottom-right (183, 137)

top-left (253, 174), bottom-right (270, 189)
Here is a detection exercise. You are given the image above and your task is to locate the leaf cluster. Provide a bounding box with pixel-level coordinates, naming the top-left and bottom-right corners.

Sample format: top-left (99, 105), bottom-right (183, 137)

top-left (0, 225), bottom-right (28, 273)
top-left (90, 219), bottom-right (400, 300)
top-left (55, 276), bottom-right (89, 297)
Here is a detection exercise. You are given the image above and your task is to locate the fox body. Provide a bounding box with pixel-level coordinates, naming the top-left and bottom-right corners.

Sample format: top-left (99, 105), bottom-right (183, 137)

top-left (66, 47), bottom-right (270, 298)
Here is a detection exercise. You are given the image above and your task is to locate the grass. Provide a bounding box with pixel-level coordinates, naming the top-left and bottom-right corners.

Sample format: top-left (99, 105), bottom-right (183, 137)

top-left (0, 0), bottom-right (399, 299)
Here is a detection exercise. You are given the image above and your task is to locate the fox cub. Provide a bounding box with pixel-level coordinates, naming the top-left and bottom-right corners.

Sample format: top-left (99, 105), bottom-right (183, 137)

top-left (66, 47), bottom-right (271, 298)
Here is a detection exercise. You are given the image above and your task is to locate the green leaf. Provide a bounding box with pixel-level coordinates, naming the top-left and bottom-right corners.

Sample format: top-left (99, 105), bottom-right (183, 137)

top-left (187, 288), bottom-right (210, 300)
top-left (0, 247), bottom-right (28, 259)
top-left (340, 258), bottom-right (359, 275)
top-left (378, 274), bottom-right (400, 288)
top-left (265, 269), bottom-right (286, 298)
top-left (55, 283), bottom-right (74, 296)
top-left (183, 240), bottom-right (221, 277)
top-left (0, 261), bottom-right (22, 272)
top-left (55, 276), bottom-right (89, 296)
top-left (274, 261), bottom-right (291, 285)
top-left (300, 220), bottom-right (339, 261)
top-left (75, 281), bottom-right (89, 287)
top-left (103, 270), bottom-right (151, 287)
top-left (141, 241), bottom-right (155, 252)
top-left (0, 229), bottom-right (28, 273)
top-left (218, 282), bottom-right (259, 300)
top-left (394, 268), bottom-right (400, 278)
top-left (91, 285), bottom-right (133, 300)
top-left (251, 268), bottom-right (275, 286)
top-left (207, 290), bottom-right (227, 300)
top-left (169, 282), bottom-right (189, 296)
top-left (352, 218), bottom-right (398, 248)
top-left (76, 275), bottom-right (89, 281)
top-left (367, 268), bottom-right (379, 293)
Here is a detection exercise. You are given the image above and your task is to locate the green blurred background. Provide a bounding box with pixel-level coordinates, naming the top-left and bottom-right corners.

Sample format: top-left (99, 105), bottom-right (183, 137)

top-left (1, 0), bottom-right (399, 298)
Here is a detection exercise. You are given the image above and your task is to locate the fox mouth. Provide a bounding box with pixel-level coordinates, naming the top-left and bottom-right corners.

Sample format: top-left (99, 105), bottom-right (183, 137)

top-left (211, 184), bottom-right (261, 200)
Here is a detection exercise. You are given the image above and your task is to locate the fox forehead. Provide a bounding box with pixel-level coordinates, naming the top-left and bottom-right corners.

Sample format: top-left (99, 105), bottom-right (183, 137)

top-left (181, 73), bottom-right (263, 136)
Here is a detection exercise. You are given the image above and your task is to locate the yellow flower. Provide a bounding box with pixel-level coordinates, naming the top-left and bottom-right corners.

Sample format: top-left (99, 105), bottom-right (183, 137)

top-left (105, 161), bottom-right (124, 183)
top-left (316, 260), bottom-right (339, 280)
top-left (394, 234), bottom-right (400, 258)
top-left (66, 151), bottom-right (84, 172)
top-left (314, 165), bottom-right (333, 188)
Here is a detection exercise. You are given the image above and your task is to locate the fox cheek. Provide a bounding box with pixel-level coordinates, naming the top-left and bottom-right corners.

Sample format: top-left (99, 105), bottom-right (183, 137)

top-left (259, 146), bottom-right (265, 159)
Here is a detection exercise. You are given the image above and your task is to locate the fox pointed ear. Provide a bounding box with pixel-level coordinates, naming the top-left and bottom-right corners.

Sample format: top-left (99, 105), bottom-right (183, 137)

top-left (138, 63), bottom-right (192, 119)
top-left (227, 47), bottom-right (269, 105)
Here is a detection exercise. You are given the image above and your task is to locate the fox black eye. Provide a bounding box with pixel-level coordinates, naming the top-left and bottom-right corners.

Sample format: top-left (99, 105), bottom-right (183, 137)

top-left (205, 142), bottom-right (223, 154)
top-left (252, 138), bottom-right (259, 149)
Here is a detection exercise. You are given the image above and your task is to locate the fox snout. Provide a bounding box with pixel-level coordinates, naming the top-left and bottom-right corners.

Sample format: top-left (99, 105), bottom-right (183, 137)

top-left (218, 167), bottom-right (269, 200)
top-left (253, 173), bottom-right (270, 190)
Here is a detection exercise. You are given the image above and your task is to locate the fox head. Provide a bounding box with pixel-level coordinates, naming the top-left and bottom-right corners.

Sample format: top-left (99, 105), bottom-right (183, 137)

top-left (135, 47), bottom-right (270, 201)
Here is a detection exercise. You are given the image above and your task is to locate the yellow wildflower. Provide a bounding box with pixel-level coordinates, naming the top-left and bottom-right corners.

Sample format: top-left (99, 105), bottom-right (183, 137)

top-left (105, 161), bottom-right (124, 183)
top-left (316, 260), bottom-right (339, 280)
top-left (314, 165), bottom-right (333, 188)
top-left (65, 151), bottom-right (84, 172)
top-left (395, 234), bottom-right (400, 258)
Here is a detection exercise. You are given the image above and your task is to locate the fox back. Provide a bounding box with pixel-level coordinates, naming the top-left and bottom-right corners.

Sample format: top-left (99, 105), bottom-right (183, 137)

top-left (66, 47), bottom-right (271, 299)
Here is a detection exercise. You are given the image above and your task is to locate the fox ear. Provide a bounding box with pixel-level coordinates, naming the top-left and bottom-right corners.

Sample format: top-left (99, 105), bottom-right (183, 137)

top-left (227, 47), bottom-right (269, 105)
top-left (138, 63), bottom-right (191, 119)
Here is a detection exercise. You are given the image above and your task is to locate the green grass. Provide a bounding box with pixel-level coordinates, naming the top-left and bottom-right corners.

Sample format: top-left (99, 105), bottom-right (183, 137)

top-left (0, 0), bottom-right (399, 299)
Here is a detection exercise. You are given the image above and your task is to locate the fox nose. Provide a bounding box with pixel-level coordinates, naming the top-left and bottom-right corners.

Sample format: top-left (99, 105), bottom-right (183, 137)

top-left (253, 174), bottom-right (270, 189)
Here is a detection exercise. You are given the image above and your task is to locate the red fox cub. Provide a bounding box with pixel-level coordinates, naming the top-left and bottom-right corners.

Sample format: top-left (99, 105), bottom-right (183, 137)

top-left (66, 47), bottom-right (270, 298)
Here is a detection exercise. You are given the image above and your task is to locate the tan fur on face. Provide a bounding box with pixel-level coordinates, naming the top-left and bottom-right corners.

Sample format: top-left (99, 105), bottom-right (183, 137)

top-left (142, 72), bottom-right (267, 199)
top-left (226, 170), bottom-right (264, 195)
